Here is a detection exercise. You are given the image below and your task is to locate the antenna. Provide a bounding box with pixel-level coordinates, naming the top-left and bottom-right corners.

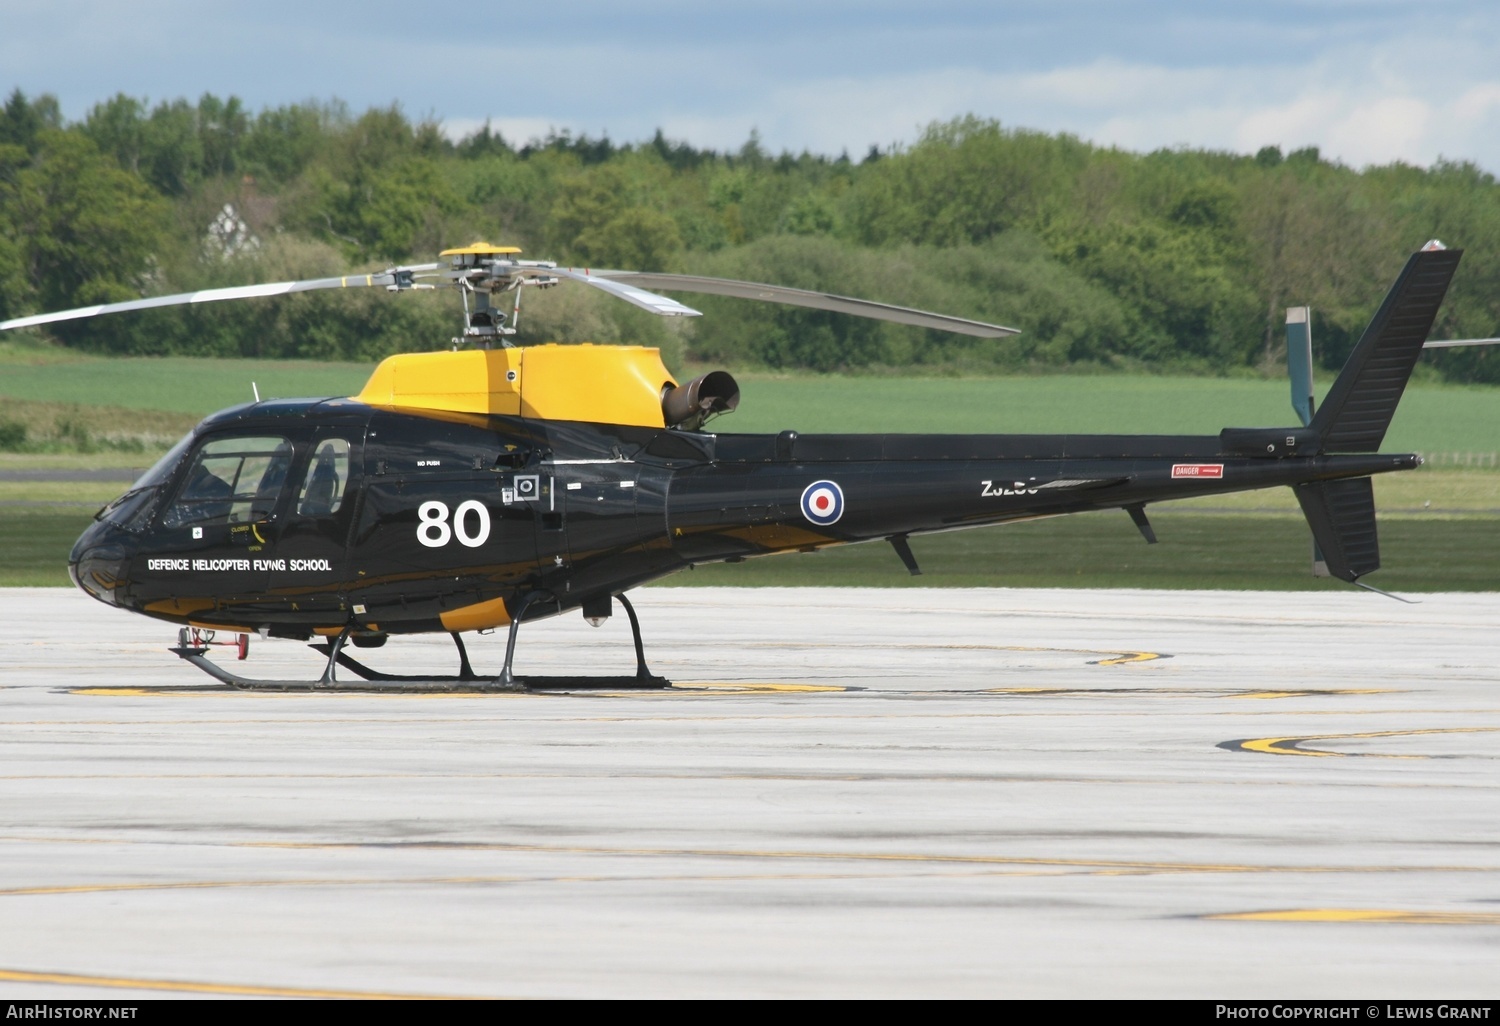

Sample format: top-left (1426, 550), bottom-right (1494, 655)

top-left (251, 382), bottom-right (260, 402)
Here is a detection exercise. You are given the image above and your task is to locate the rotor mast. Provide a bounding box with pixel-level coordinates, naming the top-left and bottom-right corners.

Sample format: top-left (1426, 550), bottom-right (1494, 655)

top-left (439, 242), bottom-right (552, 348)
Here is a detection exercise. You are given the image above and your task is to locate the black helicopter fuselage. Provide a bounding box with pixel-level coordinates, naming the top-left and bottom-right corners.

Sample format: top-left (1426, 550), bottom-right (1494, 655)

top-left (69, 396), bottom-right (1417, 640)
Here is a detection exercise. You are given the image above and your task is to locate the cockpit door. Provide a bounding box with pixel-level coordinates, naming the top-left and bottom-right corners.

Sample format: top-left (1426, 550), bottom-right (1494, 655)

top-left (267, 430), bottom-right (362, 616)
top-left (138, 433), bottom-right (297, 618)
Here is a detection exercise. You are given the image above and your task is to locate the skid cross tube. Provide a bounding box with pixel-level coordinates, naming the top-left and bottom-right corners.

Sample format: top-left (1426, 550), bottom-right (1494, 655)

top-left (483, 590), bottom-right (672, 690)
top-left (451, 631), bottom-right (478, 681)
top-left (494, 589), bottom-right (549, 688)
top-left (615, 593), bottom-right (656, 680)
top-left (315, 627), bottom-right (352, 687)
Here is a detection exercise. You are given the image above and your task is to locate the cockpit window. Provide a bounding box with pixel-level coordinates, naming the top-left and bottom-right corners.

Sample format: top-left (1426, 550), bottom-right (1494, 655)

top-left (162, 436), bottom-right (294, 528)
top-left (296, 438), bottom-right (350, 516)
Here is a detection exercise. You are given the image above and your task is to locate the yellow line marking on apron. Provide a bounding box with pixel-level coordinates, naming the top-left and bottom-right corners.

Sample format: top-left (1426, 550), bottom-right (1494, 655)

top-left (986, 687), bottom-right (1395, 699)
top-left (0, 966), bottom-right (477, 999)
top-left (2, 836), bottom-right (1495, 876)
top-left (1092, 651), bottom-right (1162, 666)
top-left (1206, 908), bottom-right (1500, 925)
top-left (68, 687), bottom-right (527, 699)
top-left (229, 840), bottom-right (1500, 876)
top-left (1225, 727), bottom-right (1499, 758)
top-left (670, 682), bottom-right (848, 693)
top-left (1236, 689), bottom-right (1393, 700)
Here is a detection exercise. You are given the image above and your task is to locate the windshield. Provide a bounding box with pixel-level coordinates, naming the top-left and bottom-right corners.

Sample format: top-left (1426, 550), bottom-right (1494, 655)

top-left (131, 432), bottom-right (196, 491)
top-left (97, 487), bottom-right (159, 532)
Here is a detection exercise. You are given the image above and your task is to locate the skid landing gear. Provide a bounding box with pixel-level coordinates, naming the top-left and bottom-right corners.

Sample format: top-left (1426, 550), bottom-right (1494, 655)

top-left (492, 591), bottom-right (669, 691)
top-left (168, 627), bottom-right (250, 661)
top-left (167, 593), bottom-right (671, 692)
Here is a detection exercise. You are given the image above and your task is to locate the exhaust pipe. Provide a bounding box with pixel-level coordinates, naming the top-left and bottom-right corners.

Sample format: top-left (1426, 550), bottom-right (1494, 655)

top-left (662, 371), bottom-right (739, 431)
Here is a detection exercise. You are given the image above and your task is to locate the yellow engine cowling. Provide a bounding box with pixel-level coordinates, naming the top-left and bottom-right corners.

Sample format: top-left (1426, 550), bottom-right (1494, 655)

top-left (354, 344), bottom-right (678, 428)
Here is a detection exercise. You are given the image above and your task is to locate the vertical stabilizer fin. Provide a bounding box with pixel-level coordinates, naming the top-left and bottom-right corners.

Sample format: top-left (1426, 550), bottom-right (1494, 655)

top-left (1294, 478), bottom-right (1379, 582)
top-left (1309, 245), bottom-right (1461, 452)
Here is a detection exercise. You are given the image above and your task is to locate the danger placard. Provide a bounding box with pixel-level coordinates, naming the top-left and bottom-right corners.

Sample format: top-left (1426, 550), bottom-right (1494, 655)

top-left (1171, 464), bottom-right (1224, 479)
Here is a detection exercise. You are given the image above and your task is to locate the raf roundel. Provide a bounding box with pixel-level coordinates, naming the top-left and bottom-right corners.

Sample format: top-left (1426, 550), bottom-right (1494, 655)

top-left (800, 480), bottom-right (845, 526)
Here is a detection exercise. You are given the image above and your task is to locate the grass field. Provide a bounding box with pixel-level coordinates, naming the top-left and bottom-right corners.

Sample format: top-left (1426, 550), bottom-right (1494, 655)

top-left (2, 351), bottom-right (1495, 591)
top-left (723, 374), bottom-right (1500, 456)
top-left (0, 506), bottom-right (94, 587)
top-left (1, 352), bottom-right (1498, 454)
top-left (0, 352), bottom-right (374, 414)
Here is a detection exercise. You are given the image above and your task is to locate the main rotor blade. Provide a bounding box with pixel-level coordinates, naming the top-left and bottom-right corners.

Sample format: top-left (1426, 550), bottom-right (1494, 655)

top-left (595, 271), bottom-right (1020, 337)
top-left (514, 266), bottom-right (702, 317)
top-left (0, 265), bottom-right (440, 332)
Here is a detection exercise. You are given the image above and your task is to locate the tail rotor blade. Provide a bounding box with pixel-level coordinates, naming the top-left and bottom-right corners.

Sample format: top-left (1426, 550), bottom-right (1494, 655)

top-left (1285, 306), bottom-right (1315, 427)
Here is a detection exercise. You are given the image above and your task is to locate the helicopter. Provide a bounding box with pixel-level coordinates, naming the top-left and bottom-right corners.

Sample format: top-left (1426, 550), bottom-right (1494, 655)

top-left (0, 240), bottom-right (1473, 690)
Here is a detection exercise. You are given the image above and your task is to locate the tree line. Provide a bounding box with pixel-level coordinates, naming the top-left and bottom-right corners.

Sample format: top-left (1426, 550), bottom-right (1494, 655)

top-left (1, 89), bottom-right (1497, 383)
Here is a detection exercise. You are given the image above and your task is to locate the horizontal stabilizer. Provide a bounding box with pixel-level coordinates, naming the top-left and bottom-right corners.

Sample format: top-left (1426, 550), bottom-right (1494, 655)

top-left (1293, 478), bottom-right (1379, 581)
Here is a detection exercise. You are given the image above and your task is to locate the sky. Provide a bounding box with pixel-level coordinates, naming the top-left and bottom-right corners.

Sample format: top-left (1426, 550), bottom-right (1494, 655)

top-left (5, 0), bottom-right (1500, 172)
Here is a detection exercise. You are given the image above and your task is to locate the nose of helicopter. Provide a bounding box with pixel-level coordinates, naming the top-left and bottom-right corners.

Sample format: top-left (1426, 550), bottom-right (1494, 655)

top-left (69, 520), bottom-right (136, 607)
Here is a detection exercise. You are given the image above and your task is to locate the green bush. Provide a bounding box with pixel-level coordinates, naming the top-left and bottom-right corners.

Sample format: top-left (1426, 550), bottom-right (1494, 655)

top-left (0, 418), bottom-right (26, 450)
top-left (52, 417), bottom-right (96, 453)
top-left (4, 90), bottom-right (1498, 383)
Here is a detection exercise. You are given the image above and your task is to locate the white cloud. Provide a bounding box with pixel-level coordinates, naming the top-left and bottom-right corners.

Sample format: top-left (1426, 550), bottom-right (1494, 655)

top-left (1234, 95), bottom-right (1348, 155)
top-left (7, 2), bottom-right (1500, 173)
top-left (1325, 96), bottom-right (1432, 167)
top-left (1454, 83), bottom-right (1500, 122)
top-left (687, 44), bottom-right (1500, 172)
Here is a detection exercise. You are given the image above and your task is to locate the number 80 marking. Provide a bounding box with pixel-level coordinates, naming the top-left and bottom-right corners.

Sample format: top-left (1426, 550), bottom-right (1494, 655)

top-left (416, 500), bottom-right (490, 548)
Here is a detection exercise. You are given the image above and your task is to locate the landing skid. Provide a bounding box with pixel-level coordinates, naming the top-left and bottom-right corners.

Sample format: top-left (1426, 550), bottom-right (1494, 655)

top-left (167, 593), bottom-right (671, 692)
